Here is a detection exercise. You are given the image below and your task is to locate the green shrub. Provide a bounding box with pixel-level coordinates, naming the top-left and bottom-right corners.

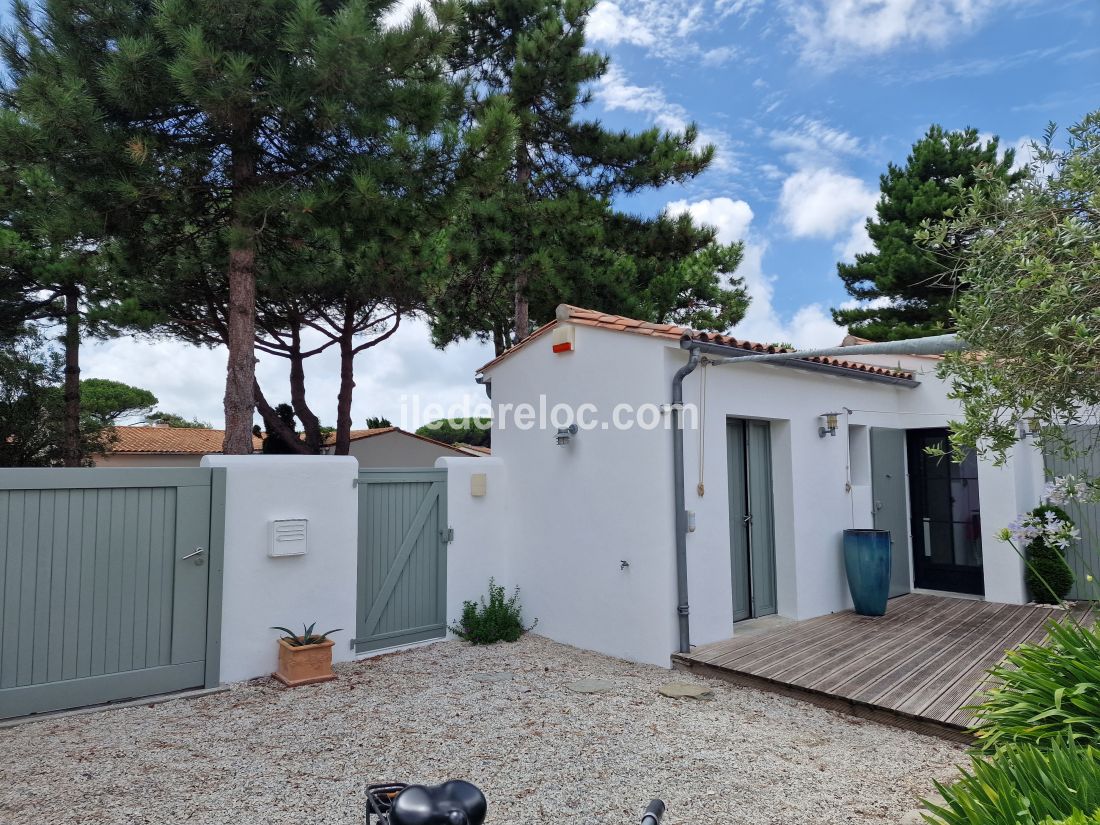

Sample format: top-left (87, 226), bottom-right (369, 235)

top-left (1039, 812), bottom-right (1100, 825)
top-left (924, 739), bottom-right (1100, 825)
top-left (449, 579), bottom-right (535, 644)
top-left (1025, 505), bottom-right (1076, 603)
top-left (972, 618), bottom-right (1100, 750)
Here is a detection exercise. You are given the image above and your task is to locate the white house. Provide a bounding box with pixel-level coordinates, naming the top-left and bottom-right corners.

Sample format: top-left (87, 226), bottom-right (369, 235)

top-left (470, 304), bottom-right (1047, 667)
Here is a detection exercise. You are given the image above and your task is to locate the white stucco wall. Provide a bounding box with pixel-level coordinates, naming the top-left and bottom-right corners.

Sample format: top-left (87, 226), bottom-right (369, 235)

top-left (435, 457), bottom-right (512, 630)
top-left (482, 324), bottom-right (1041, 666)
top-left (485, 325), bottom-right (678, 666)
top-left (201, 455), bottom-right (360, 683)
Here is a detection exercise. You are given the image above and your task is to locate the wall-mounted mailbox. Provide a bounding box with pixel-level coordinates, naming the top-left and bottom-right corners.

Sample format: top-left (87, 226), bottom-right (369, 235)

top-left (470, 473), bottom-right (487, 497)
top-left (269, 518), bottom-right (308, 557)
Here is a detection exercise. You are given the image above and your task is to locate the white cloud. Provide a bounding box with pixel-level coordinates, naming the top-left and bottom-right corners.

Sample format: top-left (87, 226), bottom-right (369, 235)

top-left (82, 318), bottom-right (495, 432)
top-left (596, 66), bottom-right (737, 171)
top-left (586, 0), bottom-right (752, 62)
top-left (586, 0), bottom-right (707, 57)
top-left (380, 0), bottom-right (431, 29)
top-left (717, 0), bottom-right (764, 19)
top-left (666, 197), bottom-right (754, 243)
top-left (770, 116), bottom-right (863, 168)
top-left (586, 2), bottom-right (656, 47)
top-left (837, 218), bottom-right (874, 261)
top-left (1007, 135), bottom-right (1040, 173)
top-left (778, 167), bottom-right (877, 241)
top-left (783, 0), bottom-right (1027, 65)
top-left (730, 242), bottom-right (848, 347)
top-left (665, 197), bottom-right (848, 348)
top-left (701, 45), bottom-right (739, 66)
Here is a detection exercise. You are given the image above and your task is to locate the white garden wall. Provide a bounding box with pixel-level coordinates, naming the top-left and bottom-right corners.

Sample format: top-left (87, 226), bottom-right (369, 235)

top-left (435, 456), bottom-right (513, 629)
top-left (201, 455), bottom-right (360, 683)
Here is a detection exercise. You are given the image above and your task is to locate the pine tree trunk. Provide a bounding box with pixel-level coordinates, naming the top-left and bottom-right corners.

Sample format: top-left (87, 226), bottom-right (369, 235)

top-left (288, 324), bottom-right (323, 454)
top-left (512, 142), bottom-right (532, 344)
top-left (513, 270), bottom-right (529, 344)
top-left (333, 327), bottom-right (355, 456)
top-left (222, 145), bottom-right (258, 455)
top-left (61, 283), bottom-right (81, 467)
top-left (253, 379), bottom-right (309, 454)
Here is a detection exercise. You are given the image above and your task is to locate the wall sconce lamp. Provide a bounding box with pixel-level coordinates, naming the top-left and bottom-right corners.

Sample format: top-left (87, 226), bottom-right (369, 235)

top-left (818, 412), bottom-right (840, 438)
top-left (1019, 417), bottom-right (1042, 439)
top-left (555, 423), bottom-right (579, 446)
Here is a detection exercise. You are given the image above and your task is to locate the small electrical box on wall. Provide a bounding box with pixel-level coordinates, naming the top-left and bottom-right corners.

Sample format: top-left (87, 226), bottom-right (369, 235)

top-left (269, 519), bottom-right (308, 557)
top-left (470, 473), bottom-right (487, 497)
top-left (551, 325), bottom-right (575, 354)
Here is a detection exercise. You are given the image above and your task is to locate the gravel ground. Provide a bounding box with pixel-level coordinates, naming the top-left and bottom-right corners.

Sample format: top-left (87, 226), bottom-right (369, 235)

top-left (0, 635), bottom-right (965, 825)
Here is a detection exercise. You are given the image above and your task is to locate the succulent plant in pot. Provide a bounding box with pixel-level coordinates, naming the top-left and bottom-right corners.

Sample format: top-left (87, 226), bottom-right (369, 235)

top-left (271, 623), bottom-right (342, 687)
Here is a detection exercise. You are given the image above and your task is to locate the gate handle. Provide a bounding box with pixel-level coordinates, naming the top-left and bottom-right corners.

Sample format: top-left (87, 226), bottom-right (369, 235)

top-left (181, 546), bottom-right (206, 561)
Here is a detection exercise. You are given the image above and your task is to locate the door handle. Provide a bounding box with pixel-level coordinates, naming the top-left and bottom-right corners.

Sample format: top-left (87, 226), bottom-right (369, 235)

top-left (181, 546), bottom-right (206, 565)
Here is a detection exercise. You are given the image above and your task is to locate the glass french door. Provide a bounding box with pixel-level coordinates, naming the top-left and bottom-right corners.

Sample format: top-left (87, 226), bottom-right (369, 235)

top-left (906, 428), bottom-right (984, 595)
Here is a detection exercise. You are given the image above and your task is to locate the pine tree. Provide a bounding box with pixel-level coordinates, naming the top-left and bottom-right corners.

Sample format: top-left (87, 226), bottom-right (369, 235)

top-left (0, 148), bottom-right (128, 466)
top-left (832, 125), bottom-right (1023, 341)
top-left (2, 0), bottom-right (475, 452)
top-left (435, 0), bottom-right (744, 350)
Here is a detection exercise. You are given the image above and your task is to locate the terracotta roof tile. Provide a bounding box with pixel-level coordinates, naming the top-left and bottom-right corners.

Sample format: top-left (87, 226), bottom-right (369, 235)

top-left (106, 425), bottom-right (471, 456)
top-left (106, 427), bottom-right (263, 455)
top-left (477, 304), bottom-right (914, 381)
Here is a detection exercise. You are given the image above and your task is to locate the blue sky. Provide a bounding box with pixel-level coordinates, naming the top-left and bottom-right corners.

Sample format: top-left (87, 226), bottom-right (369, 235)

top-left (82, 0), bottom-right (1100, 428)
top-left (586, 0), bottom-right (1099, 345)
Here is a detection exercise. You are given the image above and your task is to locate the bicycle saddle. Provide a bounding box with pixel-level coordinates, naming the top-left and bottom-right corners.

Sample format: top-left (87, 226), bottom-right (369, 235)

top-left (389, 780), bottom-right (488, 825)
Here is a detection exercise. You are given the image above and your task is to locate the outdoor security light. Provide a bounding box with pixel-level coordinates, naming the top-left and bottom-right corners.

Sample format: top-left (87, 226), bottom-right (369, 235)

top-left (818, 412), bottom-right (840, 438)
top-left (555, 423), bottom-right (578, 446)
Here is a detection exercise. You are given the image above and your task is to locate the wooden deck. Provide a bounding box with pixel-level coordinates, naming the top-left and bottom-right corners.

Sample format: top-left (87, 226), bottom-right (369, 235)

top-left (672, 594), bottom-right (1075, 742)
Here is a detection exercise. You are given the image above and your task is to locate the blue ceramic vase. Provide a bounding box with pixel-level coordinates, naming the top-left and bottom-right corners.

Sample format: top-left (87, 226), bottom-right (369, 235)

top-left (843, 529), bottom-right (892, 616)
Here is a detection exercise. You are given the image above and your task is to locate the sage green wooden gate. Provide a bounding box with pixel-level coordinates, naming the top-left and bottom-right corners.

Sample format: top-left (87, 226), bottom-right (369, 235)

top-left (1044, 426), bottom-right (1100, 601)
top-left (0, 468), bottom-right (225, 719)
top-left (355, 469), bottom-right (448, 653)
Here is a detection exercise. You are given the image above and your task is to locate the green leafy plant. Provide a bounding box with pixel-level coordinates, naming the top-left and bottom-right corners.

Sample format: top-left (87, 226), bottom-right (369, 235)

top-left (924, 739), bottom-right (1100, 825)
top-left (1039, 812), bottom-right (1100, 825)
top-left (271, 623), bottom-right (342, 647)
top-left (449, 579), bottom-right (535, 645)
top-left (1023, 505), bottom-right (1077, 604)
top-left (971, 619), bottom-right (1100, 750)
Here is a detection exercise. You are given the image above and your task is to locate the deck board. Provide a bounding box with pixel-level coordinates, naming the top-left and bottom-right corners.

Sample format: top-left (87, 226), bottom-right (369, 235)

top-left (672, 594), bottom-right (1080, 741)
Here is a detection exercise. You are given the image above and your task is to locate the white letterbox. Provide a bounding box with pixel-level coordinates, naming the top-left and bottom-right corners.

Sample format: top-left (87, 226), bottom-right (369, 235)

top-left (269, 518), bottom-right (308, 557)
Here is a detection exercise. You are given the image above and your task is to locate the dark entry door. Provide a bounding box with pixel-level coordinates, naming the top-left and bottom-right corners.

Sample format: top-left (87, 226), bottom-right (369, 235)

top-left (906, 429), bottom-right (984, 595)
top-left (727, 419), bottom-right (777, 622)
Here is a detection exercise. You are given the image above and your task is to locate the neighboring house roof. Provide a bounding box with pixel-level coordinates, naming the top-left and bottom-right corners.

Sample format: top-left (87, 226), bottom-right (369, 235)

top-left (326, 427), bottom-right (393, 445)
top-left (325, 427), bottom-right (473, 455)
top-left (106, 427), bottom-right (263, 455)
top-left (455, 444), bottom-right (491, 456)
top-left (106, 425), bottom-right (474, 456)
top-left (478, 304), bottom-right (915, 381)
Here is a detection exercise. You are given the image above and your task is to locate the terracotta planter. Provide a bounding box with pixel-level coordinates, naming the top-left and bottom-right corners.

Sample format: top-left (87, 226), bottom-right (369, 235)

top-left (273, 638), bottom-right (336, 687)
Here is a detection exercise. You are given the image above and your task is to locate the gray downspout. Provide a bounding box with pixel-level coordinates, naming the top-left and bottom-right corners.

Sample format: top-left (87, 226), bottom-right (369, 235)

top-left (672, 342), bottom-right (701, 654)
